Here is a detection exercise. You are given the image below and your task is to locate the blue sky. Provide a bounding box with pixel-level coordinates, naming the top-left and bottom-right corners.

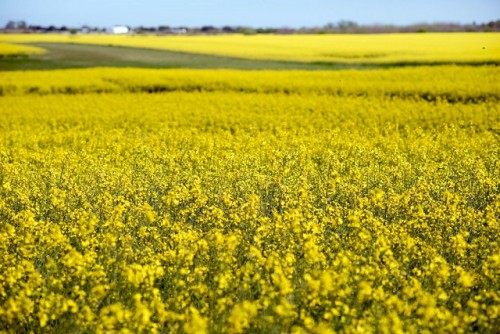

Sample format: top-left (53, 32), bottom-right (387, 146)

top-left (1, 0), bottom-right (499, 28)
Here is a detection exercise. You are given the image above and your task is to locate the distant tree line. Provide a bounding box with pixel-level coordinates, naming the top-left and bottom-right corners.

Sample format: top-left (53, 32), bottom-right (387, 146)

top-left (3, 19), bottom-right (500, 35)
top-left (4, 21), bottom-right (107, 34)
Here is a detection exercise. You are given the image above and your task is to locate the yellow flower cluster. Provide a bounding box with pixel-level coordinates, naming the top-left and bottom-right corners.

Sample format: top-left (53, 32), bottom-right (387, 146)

top-left (0, 66), bottom-right (498, 333)
top-left (1, 32), bottom-right (499, 64)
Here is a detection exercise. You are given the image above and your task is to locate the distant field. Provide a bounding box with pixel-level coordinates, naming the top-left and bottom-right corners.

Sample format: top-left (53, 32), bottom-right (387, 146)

top-left (0, 43), bottom-right (366, 71)
top-left (1, 33), bottom-right (499, 65)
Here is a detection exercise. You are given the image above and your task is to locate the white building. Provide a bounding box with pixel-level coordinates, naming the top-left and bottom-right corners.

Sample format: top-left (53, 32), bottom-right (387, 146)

top-left (111, 26), bottom-right (130, 34)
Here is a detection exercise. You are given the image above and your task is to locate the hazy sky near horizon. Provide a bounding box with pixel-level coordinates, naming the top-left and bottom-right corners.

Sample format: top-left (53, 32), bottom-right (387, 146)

top-left (1, 0), bottom-right (499, 28)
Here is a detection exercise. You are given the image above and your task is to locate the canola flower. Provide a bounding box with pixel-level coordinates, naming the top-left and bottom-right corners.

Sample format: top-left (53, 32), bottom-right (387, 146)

top-left (0, 66), bottom-right (499, 333)
top-left (0, 32), bottom-right (499, 64)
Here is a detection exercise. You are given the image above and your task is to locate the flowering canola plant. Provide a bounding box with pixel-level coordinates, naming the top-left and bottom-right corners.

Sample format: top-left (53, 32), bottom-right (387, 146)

top-left (0, 66), bottom-right (499, 333)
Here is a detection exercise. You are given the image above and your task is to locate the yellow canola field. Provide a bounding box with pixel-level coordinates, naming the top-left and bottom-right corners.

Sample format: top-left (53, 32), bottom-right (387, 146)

top-left (0, 42), bottom-right (46, 57)
top-left (1, 33), bottom-right (499, 63)
top-left (1, 66), bottom-right (499, 101)
top-left (0, 67), bottom-right (499, 333)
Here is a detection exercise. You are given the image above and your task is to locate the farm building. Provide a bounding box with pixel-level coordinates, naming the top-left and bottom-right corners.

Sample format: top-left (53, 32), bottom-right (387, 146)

top-left (111, 25), bottom-right (130, 34)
